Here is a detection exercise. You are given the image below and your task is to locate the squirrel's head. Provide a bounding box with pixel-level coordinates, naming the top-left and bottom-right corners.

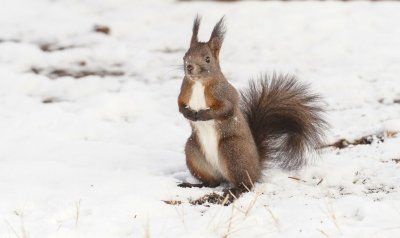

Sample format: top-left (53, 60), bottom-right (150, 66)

top-left (183, 16), bottom-right (226, 81)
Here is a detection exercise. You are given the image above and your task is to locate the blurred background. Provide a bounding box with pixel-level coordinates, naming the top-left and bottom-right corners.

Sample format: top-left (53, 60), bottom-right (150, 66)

top-left (1, 0), bottom-right (400, 237)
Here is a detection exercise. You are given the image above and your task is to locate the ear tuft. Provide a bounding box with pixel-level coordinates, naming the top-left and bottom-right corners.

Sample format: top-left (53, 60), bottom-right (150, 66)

top-left (190, 15), bottom-right (201, 47)
top-left (208, 16), bottom-right (226, 57)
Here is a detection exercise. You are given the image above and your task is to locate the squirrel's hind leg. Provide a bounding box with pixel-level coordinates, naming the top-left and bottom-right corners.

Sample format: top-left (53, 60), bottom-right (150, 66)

top-left (219, 136), bottom-right (261, 192)
top-left (183, 136), bottom-right (222, 187)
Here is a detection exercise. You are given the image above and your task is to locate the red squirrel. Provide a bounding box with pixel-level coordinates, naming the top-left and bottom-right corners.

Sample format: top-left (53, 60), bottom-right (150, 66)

top-left (178, 16), bottom-right (327, 198)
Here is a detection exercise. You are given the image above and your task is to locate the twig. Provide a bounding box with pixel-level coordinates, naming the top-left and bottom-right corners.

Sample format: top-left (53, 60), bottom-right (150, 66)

top-left (75, 199), bottom-right (81, 229)
top-left (317, 178), bottom-right (324, 186)
top-left (244, 193), bottom-right (261, 217)
top-left (262, 205), bottom-right (280, 231)
top-left (245, 171), bottom-right (254, 189)
top-left (324, 198), bottom-right (342, 234)
top-left (143, 219), bottom-right (151, 238)
top-left (317, 229), bottom-right (330, 238)
top-left (288, 176), bottom-right (307, 182)
top-left (223, 203), bottom-right (236, 238)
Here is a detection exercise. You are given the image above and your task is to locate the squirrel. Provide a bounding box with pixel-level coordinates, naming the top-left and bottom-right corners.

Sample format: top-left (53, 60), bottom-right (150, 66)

top-left (177, 16), bottom-right (327, 198)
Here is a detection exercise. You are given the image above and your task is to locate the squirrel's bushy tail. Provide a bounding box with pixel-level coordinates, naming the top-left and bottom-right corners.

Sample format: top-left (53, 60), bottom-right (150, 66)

top-left (240, 74), bottom-right (327, 169)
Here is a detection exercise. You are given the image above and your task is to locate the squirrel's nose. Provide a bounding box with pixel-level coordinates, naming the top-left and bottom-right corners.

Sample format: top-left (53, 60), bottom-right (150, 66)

top-left (186, 64), bottom-right (194, 73)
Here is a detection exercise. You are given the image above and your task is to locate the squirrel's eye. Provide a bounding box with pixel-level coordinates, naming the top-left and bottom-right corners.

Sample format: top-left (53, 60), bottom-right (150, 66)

top-left (205, 56), bottom-right (211, 63)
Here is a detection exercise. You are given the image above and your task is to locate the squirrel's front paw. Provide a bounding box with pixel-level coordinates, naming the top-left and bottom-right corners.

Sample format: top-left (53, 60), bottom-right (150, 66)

top-left (181, 107), bottom-right (213, 121)
top-left (195, 109), bottom-right (213, 121)
top-left (182, 108), bottom-right (198, 121)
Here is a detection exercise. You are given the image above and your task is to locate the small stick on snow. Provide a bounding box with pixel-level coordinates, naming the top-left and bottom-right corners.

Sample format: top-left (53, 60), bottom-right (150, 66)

top-left (223, 203), bottom-right (236, 238)
top-left (317, 229), bottom-right (330, 238)
top-left (288, 176), bottom-right (307, 182)
top-left (75, 199), bottom-right (81, 229)
top-left (317, 178), bottom-right (324, 186)
top-left (245, 170), bottom-right (254, 189)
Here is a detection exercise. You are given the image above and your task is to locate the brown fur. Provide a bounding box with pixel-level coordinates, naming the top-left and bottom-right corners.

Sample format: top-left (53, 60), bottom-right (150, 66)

top-left (178, 78), bottom-right (194, 106)
top-left (185, 135), bottom-right (222, 186)
top-left (178, 17), bottom-right (327, 194)
top-left (240, 74), bottom-right (328, 169)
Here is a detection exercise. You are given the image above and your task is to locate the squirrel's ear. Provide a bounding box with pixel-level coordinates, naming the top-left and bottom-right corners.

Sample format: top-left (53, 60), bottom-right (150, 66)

top-left (190, 15), bottom-right (201, 47)
top-left (208, 16), bottom-right (226, 58)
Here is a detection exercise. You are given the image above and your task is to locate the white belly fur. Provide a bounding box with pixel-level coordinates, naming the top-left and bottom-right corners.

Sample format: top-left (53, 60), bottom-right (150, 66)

top-left (188, 81), bottom-right (221, 173)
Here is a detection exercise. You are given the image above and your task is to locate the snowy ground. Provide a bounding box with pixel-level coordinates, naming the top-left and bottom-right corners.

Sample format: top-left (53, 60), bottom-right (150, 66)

top-left (1, 0), bottom-right (400, 237)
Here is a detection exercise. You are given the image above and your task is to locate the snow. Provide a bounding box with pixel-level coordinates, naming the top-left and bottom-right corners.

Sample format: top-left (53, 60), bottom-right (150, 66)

top-left (1, 0), bottom-right (400, 237)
